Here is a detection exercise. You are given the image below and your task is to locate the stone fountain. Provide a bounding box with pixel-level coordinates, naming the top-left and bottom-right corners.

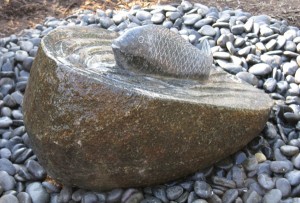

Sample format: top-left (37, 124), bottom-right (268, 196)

top-left (23, 26), bottom-right (273, 191)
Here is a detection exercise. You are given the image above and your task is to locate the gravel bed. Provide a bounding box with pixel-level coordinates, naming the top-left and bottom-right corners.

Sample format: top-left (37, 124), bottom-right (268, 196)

top-left (1, 1), bottom-right (300, 202)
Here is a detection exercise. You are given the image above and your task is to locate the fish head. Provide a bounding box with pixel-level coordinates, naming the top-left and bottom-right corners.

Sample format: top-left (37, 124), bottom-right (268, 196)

top-left (111, 26), bottom-right (148, 56)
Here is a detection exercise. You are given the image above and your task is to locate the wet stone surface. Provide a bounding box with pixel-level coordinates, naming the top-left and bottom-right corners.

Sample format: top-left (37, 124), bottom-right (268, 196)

top-left (1, 0), bottom-right (300, 202)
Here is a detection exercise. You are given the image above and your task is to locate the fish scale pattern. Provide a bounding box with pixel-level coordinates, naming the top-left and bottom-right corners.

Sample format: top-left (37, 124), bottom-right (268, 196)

top-left (143, 25), bottom-right (213, 79)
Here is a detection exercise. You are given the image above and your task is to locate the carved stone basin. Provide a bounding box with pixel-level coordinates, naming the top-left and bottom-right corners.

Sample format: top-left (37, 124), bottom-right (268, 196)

top-left (23, 26), bottom-right (273, 190)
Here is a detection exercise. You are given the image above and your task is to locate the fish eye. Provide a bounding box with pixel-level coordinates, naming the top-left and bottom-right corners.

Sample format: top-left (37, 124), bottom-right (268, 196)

top-left (138, 36), bottom-right (144, 44)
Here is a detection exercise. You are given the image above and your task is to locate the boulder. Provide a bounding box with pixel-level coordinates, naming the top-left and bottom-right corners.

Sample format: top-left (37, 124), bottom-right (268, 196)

top-left (23, 26), bottom-right (273, 191)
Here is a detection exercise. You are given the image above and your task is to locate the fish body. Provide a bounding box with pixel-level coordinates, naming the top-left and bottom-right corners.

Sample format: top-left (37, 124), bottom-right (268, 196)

top-left (111, 24), bottom-right (213, 80)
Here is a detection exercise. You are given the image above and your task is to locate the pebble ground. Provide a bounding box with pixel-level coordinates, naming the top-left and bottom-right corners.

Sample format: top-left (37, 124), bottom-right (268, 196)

top-left (1, 1), bottom-right (300, 203)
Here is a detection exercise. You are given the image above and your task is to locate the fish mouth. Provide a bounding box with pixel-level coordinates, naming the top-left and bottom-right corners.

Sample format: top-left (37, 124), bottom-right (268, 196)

top-left (111, 41), bottom-right (120, 49)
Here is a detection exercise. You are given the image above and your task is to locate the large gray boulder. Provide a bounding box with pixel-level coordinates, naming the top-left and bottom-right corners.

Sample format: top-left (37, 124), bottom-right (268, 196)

top-left (23, 26), bottom-right (273, 191)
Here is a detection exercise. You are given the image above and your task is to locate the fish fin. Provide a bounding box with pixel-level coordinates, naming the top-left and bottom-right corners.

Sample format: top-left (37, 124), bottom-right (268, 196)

top-left (198, 39), bottom-right (211, 56)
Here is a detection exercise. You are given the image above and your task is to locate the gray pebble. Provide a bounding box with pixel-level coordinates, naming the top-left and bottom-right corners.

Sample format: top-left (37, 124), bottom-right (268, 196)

top-left (151, 13), bottom-right (165, 24)
top-left (136, 11), bottom-right (152, 21)
top-left (283, 62), bottom-right (298, 76)
top-left (166, 186), bottom-right (183, 200)
top-left (168, 12), bottom-right (182, 21)
top-left (284, 29), bottom-right (297, 41)
top-left (58, 185), bottom-right (72, 202)
top-left (199, 25), bottom-right (216, 36)
top-left (262, 189), bottom-right (282, 203)
top-left (20, 41), bottom-right (34, 52)
top-left (276, 81), bottom-right (289, 95)
top-left (231, 24), bottom-right (245, 35)
top-left (15, 50), bottom-right (29, 62)
top-left (272, 158), bottom-right (292, 172)
top-left (249, 63), bottom-right (272, 76)
top-left (22, 57), bottom-right (34, 72)
top-left (26, 160), bottom-right (46, 180)
top-left (295, 68), bottom-right (300, 84)
top-left (243, 157), bottom-right (258, 171)
top-left (0, 194), bottom-right (19, 203)
top-left (194, 181), bottom-right (212, 199)
top-left (276, 35), bottom-right (287, 50)
top-left (284, 41), bottom-right (297, 52)
top-left (181, 1), bottom-right (193, 11)
top-left (256, 42), bottom-right (267, 52)
top-left (0, 117), bottom-right (13, 128)
top-left (183, 14), bottom-right (201, 25)
top-left (216, 61), bottom-right (243, 74)
top-left (276, 178), bottom-right (291, 197)
top-left (3, 94), bottom-right (17, 108)
top-left (280, 145), bottom-right (299, 156)
top-left (263, 78), bottom-right (277, 93)
top-left (82, 192), bottom-right (99, 203)
top-left (71, 189), bottom-right (86, 202)
top-left (0, 148), bottom-right (11, 159)
top-left (291, 184), bottom-right (300, 197)
top-left (244, 18), bottom-right (254, 32)
top-left (292, 153), bottom-right (300, 169)
top-left (258, 173), bottom-right (275, 190)
top-left (107, 189), bottom-right (123, 203)
top-left (124, 192), bottom-right (143, 203)
top-left (17, 192), bottom-right (32, 203)
top-left (153, 186), bottom-right (168, 202)
top-left (234, 37), bottom-right (245, 47)
top-left (0, 171), bottom-right (15, 191)
top-left (238, 46), bottom-right (251, 56)
top-left (285, 170), bottom-right (300, 186)
top-left (217, 34), bottom-right (229, 47)
top-left (260, 26), bottom-right (274, 37)
top-left (12, 110), bottom-right (23, 120)
top-left (222, 189), bottom-right (238, 203)
top-left (140, 197), bottom-right (162, 203)
top-left (191, 200), bottom-right (208, 203)
top-left (213, 52), bottom-right (231, 60)
top-left (266, 39), bottom-right (277, 51)
top-left (243, 190), bottom-right (262, 203)
top-left (236, 72), bottom-right (259, 86)
top-left (26, 182), bottom-right (49, 203)
top-left (211, 176), bottom-right (236, 188)
top-left (112, 14), bottom-right (124, 25)
top-left (0, 158), bottom-right (16, 175)
top-left (99, 17), bottom-right (113, 29)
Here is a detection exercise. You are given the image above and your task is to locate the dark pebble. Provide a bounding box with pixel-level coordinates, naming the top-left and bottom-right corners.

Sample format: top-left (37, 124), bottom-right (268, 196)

top-left (243, 190), bottom-right (262, 203)
top-left (81, 192), bottom-right (99, 203)
top-left (222, 189), bottom-right (238, 203)
top-left (211, 176), bottom-right (236, 188)
top-left (166, 186), bottom-right (183, 200)
top-left (26, 160), bottom-right (46, 180)
top-left (17, 192), bottom-right (32, 203)
top-left (58, 185), bottom-right (72, 202)
top-left (153, 186), bottom-right (168, 203)
top-left (140, 197), bottom-right (162, 203)
top-left (106, 189), bottom-right (123, 203)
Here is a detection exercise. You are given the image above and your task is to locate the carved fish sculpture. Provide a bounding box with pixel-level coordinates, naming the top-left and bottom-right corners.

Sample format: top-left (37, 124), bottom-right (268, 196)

top-left (112, 24), bottom-right (213, 80)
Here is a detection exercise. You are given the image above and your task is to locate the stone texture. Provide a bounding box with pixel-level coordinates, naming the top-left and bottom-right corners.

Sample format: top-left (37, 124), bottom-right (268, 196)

top-left (23, 26), bottom-right (273, 190)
